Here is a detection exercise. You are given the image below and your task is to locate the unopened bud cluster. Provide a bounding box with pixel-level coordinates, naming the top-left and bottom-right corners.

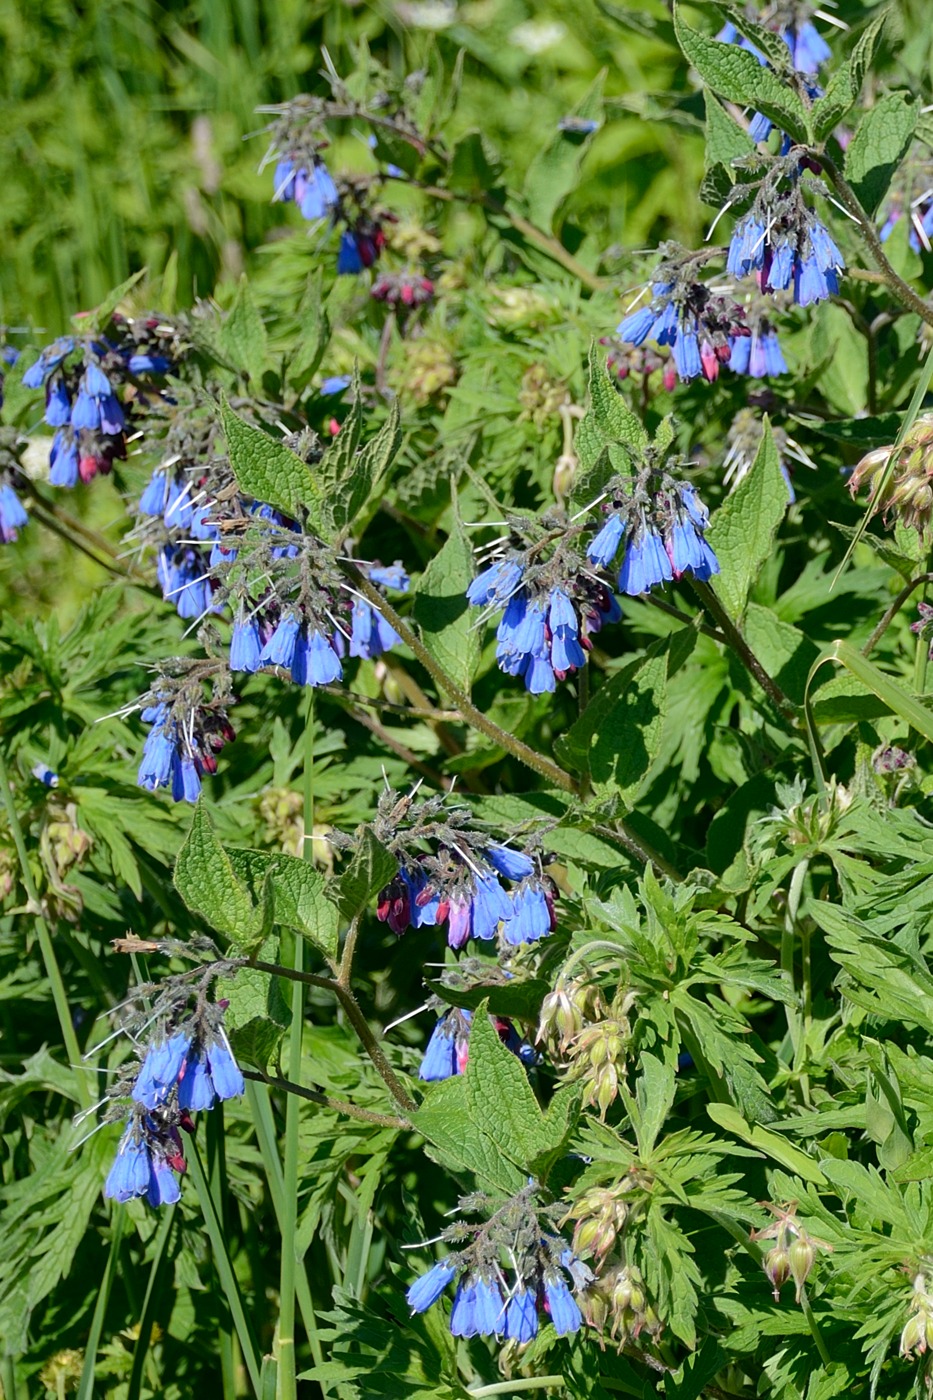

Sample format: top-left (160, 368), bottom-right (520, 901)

top-left (539, 976), bottom-right (635, 1118)
top-left (900, 1271), bottom-right (933, 1359)
top-left (750, 1203), bottom-right (829, 1303)
top-left (850, 415), bottom-right (933, 535)
top-left (580, 1262), bottom-right (662, 1347)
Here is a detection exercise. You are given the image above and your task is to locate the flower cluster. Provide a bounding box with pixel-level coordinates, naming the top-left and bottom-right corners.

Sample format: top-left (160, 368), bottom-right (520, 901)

top-left (406, 1185), bottom-right (592, 1342)
top-left (749, 1203), bottom-right (829, 1303)
top-left (466, 522), bottom-right (621, 695)
top-left (725, 146), bottom-right (845, 308)
top-left (371, 787), bottom-right (558, 950)
top-left (105, 1007), bottom-right (244, 1209)
top-left (616, 269), bottom-right (746, 382)
top-left (586, 477), bottom-right (719, 596)
top-left (22, 318), bottom-right (178, 488)
top-left (371, 271), bottom-right (435, 310)
top-left (539, 977), bottom-right (637, 1118)
top-left (273, 154), bottom-right (340, 221)
top-left (136, 667), bottom-right (236, 804)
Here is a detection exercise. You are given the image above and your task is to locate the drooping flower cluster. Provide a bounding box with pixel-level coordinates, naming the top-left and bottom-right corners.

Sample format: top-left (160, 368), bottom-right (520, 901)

top-left (406, 1185), bottom-right (592, 1342)
top-left (135, 664), bottom-right (236, 804)
top-left (369, 785), bottom-right (558, 951)
top-left (273, 154), bottom-right (340, 221)
top-left (466, 514), bottom-right (622, 694)
top-left (104, 1002), bottom-right (244, 1209)
top-left (616, 262), bottom-right (747, 383)
top-left (586, 475), bottom-right (719, 596)
top-left (725, 150), bottom-right (845, 307)
top-left (22, 317), bottom-right (180, 488)
top-left (538, 976), bottom-right (637, 1118)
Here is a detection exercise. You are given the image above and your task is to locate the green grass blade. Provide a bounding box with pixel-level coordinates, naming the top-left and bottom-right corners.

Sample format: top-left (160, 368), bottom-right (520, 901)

top-left (76, 1207), bottom-right (126, 1400)
top-left (188, 1139), bottom-right (263, 1397)
top-left (127, 1207), bottom-right (175, 1400)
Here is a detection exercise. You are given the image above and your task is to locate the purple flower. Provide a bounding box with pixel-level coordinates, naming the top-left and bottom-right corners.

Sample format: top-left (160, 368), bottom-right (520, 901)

top-left (230, 616), bottom-right (263, 673)
top-left (587, 513), bottom-right (625, 568)
top-left (618, 530), bottom-right (672, 596)
top-left (177, 1036), bottom-right (245, 1110)
top-left (139, 470), bottom-right (169, 516)
top-left (260, 614), bottom-right (300, 669)
top-left (503, 881), bottom-right (555, 945)
top-left (467, 558), bottom-right (523, 606)
top-left (487, 845), bottom-right (534, 881)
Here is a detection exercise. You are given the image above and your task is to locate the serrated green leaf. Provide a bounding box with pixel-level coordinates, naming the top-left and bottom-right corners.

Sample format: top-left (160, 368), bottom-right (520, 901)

top-left (448, 130), bottom-right (504, 195)
top-left (587, 342), bottom-right (648, 451)
top-left (330, 827), bottom-right (397, 923)
top-left (174, 800), bottom-right (265, 948)
top-left (288, 270), bottom-right (330, 387)
top-left (523, 71), bottom-right (604, 230)
top-left (465, 1001), bottom-right (564, 1171)
top-left (706, 416), bottom-right (787, 618)
top-left (844, 91), bottom-right (918, 216)
top-left (316, 390), bottom-right (401, 538)
top-left (811, 60), bottom-right (856, 141)
top-left (700, 1), bottom-right (793, 68)
top-left (226, 848), bottom-right (338, 959)
top-left (219, 275), bottom-right (268, 384)
top-left (217, 933), bottom-right (291, 1070)
top-left (704, 94), bottom-right (754, 175)
top-left (851, 7), bottom-right (889, 89)
top-left (424, 977), bottom-right (550, 1022)
top-left (555, 642), bottom-right (668, 802)
top-left (673, 3), bottom-right (810, 144)
top-left (412, 507), bottom-right (480, 695)
top-left (220, 393), bottom-right (328, 536)
top-left (73, 269), bottom-right (146, 334)
top-left (412, 1073), bottom-right (526, 1194)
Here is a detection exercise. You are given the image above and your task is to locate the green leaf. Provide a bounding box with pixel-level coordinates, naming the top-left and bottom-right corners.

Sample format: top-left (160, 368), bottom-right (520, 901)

top-left (586, 342), bottom-right (648, 452)
top-left (807, 641), bottom-right (933, 747)
top-left (220, 394), bottom-right (328, 535)
top-left (555, 641), bottom-right (668, 803)
top-left (226, 848), bottom-right (339, 959)
top-left (851, 7), bottom-right (890, 89)
top-left (412, 1074), bottom-right (526, 1194)
top-left (217, 933), bottom-right (292, 1070)
top-left (699, 1), bottom-right (793, 68)
top-left (465, 1001), bottom-right (569, 1172)
top-left (633, 1052), bottom-right (676, 1158)
top-left (672, 3), bottom-right (811, 144)
top-left (523, 71), bottom-right (604, 230)
top-left (318, 397), bottom-right (402, 538)
top-left (811, 60), bottom-right (857, 141)
top-left (287, 270), bottom-right (330, 388)
top-left (706, 416), bottom-right (787, 618)
top-left (219, 275), bottom-right (269, 384)
top-left (705, 93), bottom-right (754, 175)
top-left (448, 130), bottom-right (505, 196)
top-left (425, 977), bottom-right (550, 1022)
top-left (330, 827), bottom-right (397, 923)
top-left (412, 506), bottom-right (480, 695)
top-left (174, 800), bottom-right (267, 949)
top-left (706, 1103), bottom-right (828, 1183)
top-left (844, 91), bottom-right (918, 216)
top-left (73, 269), bottom-right (146, 334)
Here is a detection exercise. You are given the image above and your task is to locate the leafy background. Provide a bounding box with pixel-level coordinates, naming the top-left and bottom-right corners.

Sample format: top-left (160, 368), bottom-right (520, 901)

top-left (7, 1), bottom-right (933, 1399)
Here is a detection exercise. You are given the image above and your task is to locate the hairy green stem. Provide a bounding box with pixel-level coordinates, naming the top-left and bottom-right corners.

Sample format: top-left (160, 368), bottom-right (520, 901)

top-left (243, 1068), bottom-right (409, 1128)
top-left (689, 580), bottom-right (798, 723)
top-left (332, 982), bottom-right (418, 1114)
top-left (340, 563), bottom-right (576, 791)
top-left (820, 157), bottom-right (933, 331)
top-left (594, 822), bottom-right (684, 884)
top-left (0, 749), bottom-right (91, 1110)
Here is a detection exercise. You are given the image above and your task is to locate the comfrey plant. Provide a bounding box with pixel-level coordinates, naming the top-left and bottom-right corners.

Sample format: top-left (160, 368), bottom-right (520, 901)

top-left (14, 10), bottom-right (933, 1400)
